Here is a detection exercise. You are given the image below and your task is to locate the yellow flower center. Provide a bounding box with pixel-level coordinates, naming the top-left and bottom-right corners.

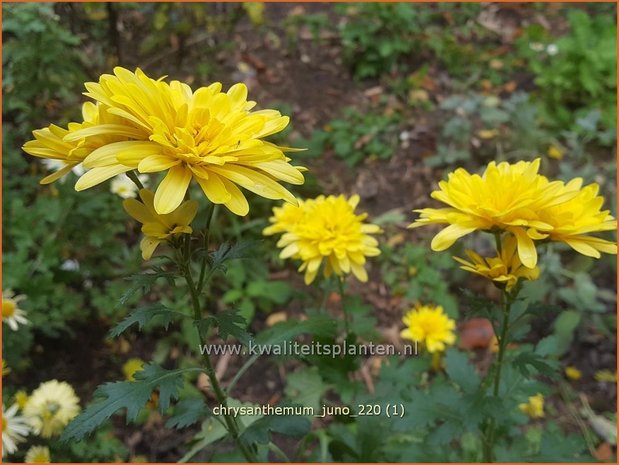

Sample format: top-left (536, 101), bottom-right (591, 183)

top-left (2, 416), bottom-right (7, 432)
top-left (2, 299), bottom-right (16, 318)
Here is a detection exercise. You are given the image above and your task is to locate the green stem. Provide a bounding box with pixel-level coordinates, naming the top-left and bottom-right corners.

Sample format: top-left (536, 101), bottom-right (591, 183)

top-left (198, 203), bottom-right (216, 294)
top-left (337, 277), bottom-right (350, 335)
top-left (181, 241), bottom-right (257, 462)
top-left (482, 290), bottom-right (513, 462)
top-left (126, 170), bottom-right (144, 190)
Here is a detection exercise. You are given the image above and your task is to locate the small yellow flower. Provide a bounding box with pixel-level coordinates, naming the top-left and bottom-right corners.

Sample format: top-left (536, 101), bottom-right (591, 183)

top-left (565, 366), bottom-right (582, 381)
top-left (547, 145), bottom-right (564, 160)
top-left (122, 358), bottom-right (145, 381)
top-left (454, 235), bottom-right (540, 292)
top-left (23, 380), bottom-right (80, 438)
top-left (2, 359), bottom-right (10, 377)
top-left (518, 393), bottom-right (544, 418)
top-left (14, 391), bottom-right (29, 410)
top-left (594, 370), bottom-right (617, 383)
top-left (123, 189), bottom-right (198, 260)
top-left (400, 304), bottom-right (456, 353)
top-left (264, 195), bottom-right (382, 284)
top-left (2, 290), bottom-right (29, 331)
top-left (477, 129), bottom-right (499, 139)
top-left (25, 445), bottom-right (51, 463)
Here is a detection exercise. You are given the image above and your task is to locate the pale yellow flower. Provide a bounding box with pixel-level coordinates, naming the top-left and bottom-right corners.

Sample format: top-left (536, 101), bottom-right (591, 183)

top-left (123, 189), bottom-right (198, 260)
top-left (400, 304), bottom-right (456, 353)
top-left (110, 173), bottom-right (149, 199)
top-left (25, 445), bottom-right (51, 463)
top-left (264, 195), bottom-right (381, 284)
top-left (23, 380), bottom-right (80, 438)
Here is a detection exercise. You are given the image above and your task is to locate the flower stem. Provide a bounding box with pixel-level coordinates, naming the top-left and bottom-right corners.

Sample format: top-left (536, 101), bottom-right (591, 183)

top-left (482, 289), bottom-right (513, 462)
top-left (181, 239), bottom-right (257, 462)
top-left (126, 170), bottom-right (144, 190)
top-left (198, 203), bottom-right (216, 293)
top-left (337, 277), bottom-right (350, 335)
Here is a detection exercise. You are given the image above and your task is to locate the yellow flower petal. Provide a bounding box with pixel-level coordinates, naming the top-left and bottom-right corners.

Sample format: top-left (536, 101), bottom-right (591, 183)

top-left (154, 165), bottom-right (192, 214)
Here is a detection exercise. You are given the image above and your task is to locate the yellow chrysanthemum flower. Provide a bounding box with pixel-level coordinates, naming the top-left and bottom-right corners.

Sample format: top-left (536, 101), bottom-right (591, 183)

top-left (264, 195), bottom-right (381, 284)
top-left (122, 358), bottom-right (145, 381)
top-left (565, 366), bottom-right (582, 381)
top-left (123, 189), bottom-right (198, 260)
top-left (23, 380), bottom-right (80, 438)
top-left (410, 158), bottom-right (616, 268)
top-left (25, 445), bottom-right (51, 463)
top-left (518, 393), bottom-right (544, 418)
top-left (400, 304), bottom-right (456, 353)
top-left (64, 67), bottom-right (304, 216)
top-left (537, 181), bottom-right (617, 258)
top-left (23, 102), bottom-right (131, 184)
top-left (454, 236), bottom-right (540, 292)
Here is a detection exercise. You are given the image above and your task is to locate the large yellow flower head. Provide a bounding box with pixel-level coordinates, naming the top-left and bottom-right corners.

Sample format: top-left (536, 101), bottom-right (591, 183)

top-left (410, 159), bottom-right (616, 268)
top-left (400, 304), bottom-right (456, 353)
top-left (264, 195), bottom-right (382, 285)
top-left (23, 380), bottom-right (80, 438)
top-left (123, 189), bottom-right (197, 260)
top-left (57, 67), bottom-right (305, 216)
top-left (22, 102), bottom-right (129, 184)
top-left (454, 236), bottom-right (540, 293)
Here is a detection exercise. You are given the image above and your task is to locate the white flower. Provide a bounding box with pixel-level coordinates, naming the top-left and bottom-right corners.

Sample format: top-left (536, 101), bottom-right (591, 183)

top-left (23, 380), bottom-right (81, 438)
top-left (41, 159), bottom-right (84, 183)
top-left (25, 445), bottom-right (51, 463)
top-left (546, 44), bottom-right (558, 55)
top-left (110, 174), bottom-right (149, 199)
top-left (2, 403), bottom-right (30, 457)
top-left (529, 42), bottom-right (544, 52)
top-left (2, 290), bottom-right (29, 331)
top-left (60, 259), bottom-right (80, 271)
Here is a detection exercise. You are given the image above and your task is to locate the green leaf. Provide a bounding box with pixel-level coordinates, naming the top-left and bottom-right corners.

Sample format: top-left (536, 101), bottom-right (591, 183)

top-left (513, 352), bottom-right (558, 377)
top-left (196, 309), bottom-right (252, 344)
top-left (444, 348), bottom-right (480, 393)
top-left (118, 268), bottom-right (175, 307)
top-left (109, 304), bottom-right (188, 338)
top-left (210, 240), bottom-right (261, 272)
top-left (62, 364), bottom-right (199, 441)
top-left (165, 398), bottom-right (208, 429)
top-left (240, 414), bottom-right (311, 445)
top-left (285, 367), bottom-right (329, 411)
